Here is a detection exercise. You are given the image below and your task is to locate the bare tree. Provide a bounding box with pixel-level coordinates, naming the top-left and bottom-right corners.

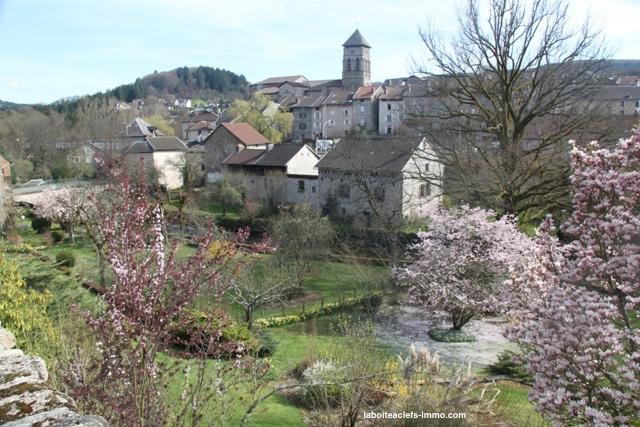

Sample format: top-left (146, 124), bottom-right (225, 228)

top-left (409, 0), bottom-right (608, 219)
top-left (228, 262), bottom-right (295, 330)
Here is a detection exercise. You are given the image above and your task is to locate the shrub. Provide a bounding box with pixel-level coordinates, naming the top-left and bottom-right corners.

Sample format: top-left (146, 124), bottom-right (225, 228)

top-left (51, 230), bottom-right (64, 243)
top-left (171, 309), bottom-right (260, 358)
top-left (31, 216), bottom-right (51, 234)
top-left (254, 292), bottom-right (383, 328)
top-left (485, 350), bottom-right (532, 382)
top-left (0, 254), bottom-right (57, 353)
top-left (55, 250), bottom-right (76, 268)
top-left (301, 360), bottom-right (344, 408)
top-left (428, 328), bottom-right (476, 342)
top-left (255, 330), bottom-right (278, 357)
top-left (362, 293), bottom-right (383, 314)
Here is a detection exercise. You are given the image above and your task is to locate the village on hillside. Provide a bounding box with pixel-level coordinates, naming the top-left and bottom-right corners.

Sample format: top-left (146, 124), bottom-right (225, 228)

top-left (1, 1), bottom-right (640, 426)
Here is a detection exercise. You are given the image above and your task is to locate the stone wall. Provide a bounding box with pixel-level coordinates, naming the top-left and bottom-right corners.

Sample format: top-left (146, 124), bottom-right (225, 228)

top-left (0, 327), bottom-right (108, 426)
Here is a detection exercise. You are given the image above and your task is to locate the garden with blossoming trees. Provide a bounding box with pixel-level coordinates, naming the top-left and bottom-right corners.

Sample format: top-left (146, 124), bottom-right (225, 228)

top-left (4, 113), bottom-right (640, 424)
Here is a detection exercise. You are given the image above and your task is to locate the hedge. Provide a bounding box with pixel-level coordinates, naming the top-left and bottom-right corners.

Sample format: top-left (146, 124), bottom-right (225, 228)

top-left (255, 292), bottom-right (383, 328)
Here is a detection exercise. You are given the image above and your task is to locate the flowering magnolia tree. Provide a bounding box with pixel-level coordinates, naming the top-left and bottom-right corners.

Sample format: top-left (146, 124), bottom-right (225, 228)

top-left (69, 164), bottom-right (241, 425)
top-left (394, 206), bottom-right (534, 330)
top-left (34, 187), bottom-right (92, 243)
top-left (509, 134), bottom-right (640, 424)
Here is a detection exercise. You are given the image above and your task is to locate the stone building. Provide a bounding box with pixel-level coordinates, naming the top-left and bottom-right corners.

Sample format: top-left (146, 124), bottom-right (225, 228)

top-left (202, 123), bottom-right (270, 182)
top-left (222, 143), bottom-right (319, 208)
top-left (341, 29), bottom-right (372, 89)
top-left (316, 136), bottom-right (442, 227)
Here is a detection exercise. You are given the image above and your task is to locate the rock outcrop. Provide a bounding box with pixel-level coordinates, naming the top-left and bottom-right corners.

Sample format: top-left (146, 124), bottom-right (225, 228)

top-left (0, 327), bottom-right (108, 426)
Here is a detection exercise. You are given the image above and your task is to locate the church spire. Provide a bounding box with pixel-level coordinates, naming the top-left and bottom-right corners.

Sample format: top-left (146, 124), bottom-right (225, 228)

top-left (342, 29), bottom-right (371, 88)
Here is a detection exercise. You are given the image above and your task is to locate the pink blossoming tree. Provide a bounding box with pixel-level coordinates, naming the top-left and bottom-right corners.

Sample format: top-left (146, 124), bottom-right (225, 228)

top-left (34, 187), bottom-right (92, 243)
top-left (394, 206), bottom-right (534, 331)
top-left (70, 164), bottom-right (241, 425)
top-left (510, 133), bottom-right (640, 424)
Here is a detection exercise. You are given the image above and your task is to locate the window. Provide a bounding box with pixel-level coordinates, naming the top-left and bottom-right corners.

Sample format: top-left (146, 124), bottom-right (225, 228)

top-left (338, 184), bottom-right (350, 198)
top-left (359, 118), bottom-right (365, 126)
top-left (419, 183), bottom-right (431, 198)
top-left (374, 186), bottom-right (385, 202)
top-left (386, 115), bottom-right (392, 122)
top-left (620, 100), bottom-right (625, 107)
top-left (347, 58), bottom-right (351, 71)
top-left (298, 180), bottom-right (305, 193)
top-left (312, 186), bottom-right (316, 193)
top-left (314, 122), bottom-right (319, 129)
top-left (360, 105), bottom-right (365, 113)
top-left (299, 123), bottom-right (307, 129)
top-left (299, 112), bottom-right (307, 119)
top-left (387, 103), bottom-right (392, 111)
top-left (356, 57), bottom-right (360, 71)
top-left (636, 100), bottom-right (640, 108)
top-left (314, 111), bottom-right (321, 119)
top-left (344, 119), bottom-right (349, 125)
top-left (387, 126), bottom-right (392, 134)
top-left (424, 163), bottom-right (429, 172)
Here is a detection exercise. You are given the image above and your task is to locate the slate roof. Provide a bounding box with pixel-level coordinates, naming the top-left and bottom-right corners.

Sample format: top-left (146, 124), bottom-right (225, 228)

top-left (254, 144), bottom-right (311, 167)
top-left (222, 144), bottom-right (316, 168)
top-left (124, 136), bottom-right (188, 154)
top-left (219, 123), bottom-right (270, 146)
top-left (256, 86), bottom-right (280, 95)
top-left (121, 117), bottom-right (164, 137)
top-left (343, 29), bottom-right (371, 48)
top-left (292, 94), bottom-right (327, 108)
top-left (223, 148), bottom-right (266, 165)
top-left (316, 137), bottom-right (422, 173)
top-left (123, 140), bottom-right (153, 154)
top-left (253, 75), bottom-right (308, 86)
top-left (595, 86), bottom-right (640, 100)
top-left (147, 136), bottom-right (189, 151)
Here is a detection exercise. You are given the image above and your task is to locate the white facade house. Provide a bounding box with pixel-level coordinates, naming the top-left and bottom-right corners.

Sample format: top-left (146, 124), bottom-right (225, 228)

top-left (122, 136), bottom-right (190, 190)
top-left (223, 144), bottom-right (319, 209)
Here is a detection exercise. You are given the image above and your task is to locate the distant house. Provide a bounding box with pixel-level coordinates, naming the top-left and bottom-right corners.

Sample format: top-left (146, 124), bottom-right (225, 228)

top-left (65, 141), bottom-right (120, 176)
top-left (119, 117), bottom-right (165, 141)
top-left (202, 123), bottom-right (270, 182)
top-left (181, 110), bottom-right (219, 141)
top-left (223, 143), bottom-right (319, 209)
top-left (122, 136), bottom-right (189, 190)
top-left (315, 136), bottom-right (442, 227)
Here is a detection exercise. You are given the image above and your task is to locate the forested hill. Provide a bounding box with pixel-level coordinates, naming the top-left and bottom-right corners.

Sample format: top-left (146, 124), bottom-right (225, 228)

top-left (106, 66), bottom-right (249, 102)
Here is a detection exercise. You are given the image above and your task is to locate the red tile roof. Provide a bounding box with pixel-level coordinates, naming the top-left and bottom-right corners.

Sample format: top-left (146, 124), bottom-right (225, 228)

top-left (220, 123), bottom-right (270, 146)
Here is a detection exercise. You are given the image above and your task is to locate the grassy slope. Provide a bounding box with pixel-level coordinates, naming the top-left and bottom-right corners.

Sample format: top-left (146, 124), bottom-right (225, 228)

top-left (8, 220), bottom-right (543, 426)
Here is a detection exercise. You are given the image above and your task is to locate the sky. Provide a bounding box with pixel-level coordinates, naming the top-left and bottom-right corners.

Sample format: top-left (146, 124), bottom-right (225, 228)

top-left (0, 0), bottom-right (639, 104)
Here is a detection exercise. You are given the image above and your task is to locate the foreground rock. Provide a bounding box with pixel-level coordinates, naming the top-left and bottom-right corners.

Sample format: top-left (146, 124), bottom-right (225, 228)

top-left (0, 327), bottom-right (108, 426)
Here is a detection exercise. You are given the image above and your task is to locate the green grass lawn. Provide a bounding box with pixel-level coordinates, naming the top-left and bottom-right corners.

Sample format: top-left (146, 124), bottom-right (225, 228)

top-left (7, 216), bottom-right (542, 426)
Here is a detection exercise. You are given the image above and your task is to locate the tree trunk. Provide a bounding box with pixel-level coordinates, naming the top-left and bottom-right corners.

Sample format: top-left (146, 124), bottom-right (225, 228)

top-left (451, 309), bottom-right (473, 330)
top-left (245, 309), bottom-right (254, 331)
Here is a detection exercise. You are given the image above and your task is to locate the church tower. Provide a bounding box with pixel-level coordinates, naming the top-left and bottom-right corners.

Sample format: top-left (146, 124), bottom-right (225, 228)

top-left (342, 29), bottom-right (371, 89)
